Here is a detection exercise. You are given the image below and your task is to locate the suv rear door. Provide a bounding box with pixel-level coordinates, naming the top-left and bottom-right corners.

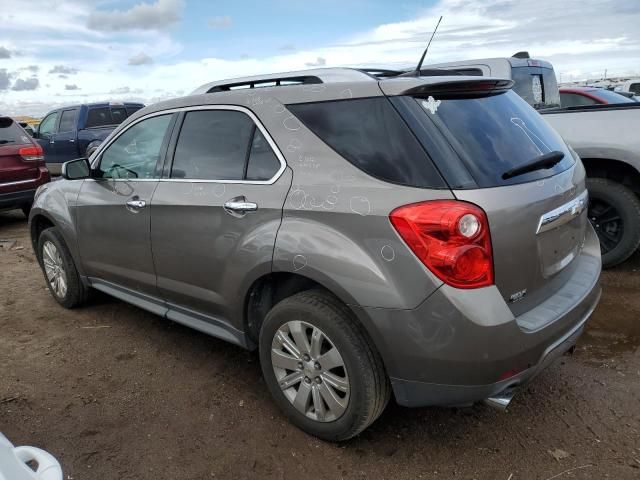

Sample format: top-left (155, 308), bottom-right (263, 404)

top-left (149, 106), bottom-right (290, 336)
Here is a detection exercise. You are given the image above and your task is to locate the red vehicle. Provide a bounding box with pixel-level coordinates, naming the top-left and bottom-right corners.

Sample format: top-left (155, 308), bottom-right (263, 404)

top-left (0, 117), bottom-right (50, 217)
top-left (559, 86), bottom-right (636, 107)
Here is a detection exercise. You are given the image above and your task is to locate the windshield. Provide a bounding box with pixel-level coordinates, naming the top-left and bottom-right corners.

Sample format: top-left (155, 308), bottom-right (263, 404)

top-left (405, 90), bottom-right (574, 188)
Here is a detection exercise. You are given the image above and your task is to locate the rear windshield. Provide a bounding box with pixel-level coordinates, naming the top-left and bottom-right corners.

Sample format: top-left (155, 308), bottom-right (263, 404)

top-left (0, 118), bottom-right (31, 146)
top-left (86, 106), bottom-right (141, 128)
top-left (512, 67), bottom-right (560, 109)
top-left (400, 90), bottom-right (575, 188)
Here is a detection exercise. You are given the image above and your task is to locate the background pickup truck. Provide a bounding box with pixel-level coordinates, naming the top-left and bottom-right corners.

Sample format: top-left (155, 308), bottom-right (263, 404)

top-left (32, 102), bottom-right (143, 175)
top-left (541, 103), bottom-right (640, 267)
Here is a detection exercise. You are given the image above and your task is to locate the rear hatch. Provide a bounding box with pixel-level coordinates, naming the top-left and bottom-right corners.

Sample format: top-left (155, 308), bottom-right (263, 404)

top-left (0, 118), bottom-right (40, 186)
top-left (387, 80), bottom-right (587, 315)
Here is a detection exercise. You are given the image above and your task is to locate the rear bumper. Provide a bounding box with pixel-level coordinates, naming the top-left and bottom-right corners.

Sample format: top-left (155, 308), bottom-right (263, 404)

top-left (0, 188), bottom-right (36, 210)
top-left (353, 225), bottom-right (602, 408)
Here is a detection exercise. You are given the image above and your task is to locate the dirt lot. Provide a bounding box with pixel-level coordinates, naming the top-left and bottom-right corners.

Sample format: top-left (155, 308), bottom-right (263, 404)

top-left (1, 210), bottom-right (639, 480)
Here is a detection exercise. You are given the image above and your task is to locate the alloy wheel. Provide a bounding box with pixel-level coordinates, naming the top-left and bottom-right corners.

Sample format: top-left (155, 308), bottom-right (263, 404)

top-left (589, 198), bottom-right (623, 254)
top-left (271, 321), bottom-right (350, 422)
top-left (42, 241), bottom-right (68, 299)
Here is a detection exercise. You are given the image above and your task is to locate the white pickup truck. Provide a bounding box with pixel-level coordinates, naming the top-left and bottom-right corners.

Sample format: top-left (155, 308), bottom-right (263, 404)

top-left (426, 54), bottom-right (640, 267)
top-left (540, 104), bottom-right (640, 267)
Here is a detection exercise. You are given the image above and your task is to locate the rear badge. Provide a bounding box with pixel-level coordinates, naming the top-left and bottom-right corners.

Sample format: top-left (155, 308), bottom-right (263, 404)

top-left (509, 289), bottom-right (527, 303)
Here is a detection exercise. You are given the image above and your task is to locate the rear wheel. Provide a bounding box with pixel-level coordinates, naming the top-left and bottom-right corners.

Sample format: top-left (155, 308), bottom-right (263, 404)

top-left (587, 177), bottom-right (640, 268)
top-left (259, 290), bottom-right (390, 441)
top-left (37, 227), bottom-right (88, 308)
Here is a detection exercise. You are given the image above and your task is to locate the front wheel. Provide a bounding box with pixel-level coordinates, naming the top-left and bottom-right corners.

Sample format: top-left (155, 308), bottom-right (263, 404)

top-left (587, 177), bottom-right (640, 268)
top-left (37, 227), bottom-right (89, 308)
top-left (259, 290), bottom-right (390, 441)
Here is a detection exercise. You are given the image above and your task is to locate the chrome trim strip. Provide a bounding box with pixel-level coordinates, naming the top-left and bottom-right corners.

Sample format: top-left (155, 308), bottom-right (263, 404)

top-left (90, 105), bottom-right (288, 186)
top-left (0, 178), bottom-right (36, 187)
top-left (536, 190), bottom-right (588, 234)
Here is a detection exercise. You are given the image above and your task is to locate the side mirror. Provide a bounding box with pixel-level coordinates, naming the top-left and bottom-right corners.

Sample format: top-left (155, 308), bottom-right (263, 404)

top-left (61, 158), bottom-right (91, 180)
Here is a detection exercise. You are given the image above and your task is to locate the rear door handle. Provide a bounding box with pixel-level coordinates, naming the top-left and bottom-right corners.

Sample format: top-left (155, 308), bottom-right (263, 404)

top-left (224, 197), bottom-right (258, 217)
top-left (126, 198), bottom-right (146, 212)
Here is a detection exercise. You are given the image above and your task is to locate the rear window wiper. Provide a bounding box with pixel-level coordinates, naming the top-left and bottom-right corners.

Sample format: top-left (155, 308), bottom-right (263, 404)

top-left (502, 151), bottom-right (565, 180)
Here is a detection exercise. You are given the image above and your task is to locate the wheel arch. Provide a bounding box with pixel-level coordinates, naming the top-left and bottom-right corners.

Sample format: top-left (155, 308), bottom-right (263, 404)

top-left (243, 271), bottom-right (391, 378)
top-left (581, 157), bottom-right (640, 195)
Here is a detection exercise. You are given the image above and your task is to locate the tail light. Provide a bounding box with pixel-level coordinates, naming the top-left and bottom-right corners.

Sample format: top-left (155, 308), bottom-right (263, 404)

top-left (19, 145), bottom-right (44, 161)
top-left (390, 200), bottom-right (494, 289)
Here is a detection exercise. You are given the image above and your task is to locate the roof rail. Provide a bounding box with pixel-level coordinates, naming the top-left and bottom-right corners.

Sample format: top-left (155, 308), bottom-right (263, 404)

top-left (191, 68), bottom-right (375, 95)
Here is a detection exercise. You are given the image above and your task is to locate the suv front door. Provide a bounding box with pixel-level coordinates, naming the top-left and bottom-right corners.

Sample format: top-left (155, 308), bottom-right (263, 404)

top-left (76, 113), bottom-right (176, 300)
top-left (150, 107), bottom-right (290, 337)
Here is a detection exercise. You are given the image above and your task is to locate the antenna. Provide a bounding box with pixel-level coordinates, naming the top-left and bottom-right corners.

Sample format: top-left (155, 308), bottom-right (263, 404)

top-left (414, 16), bottom-right (443, 76)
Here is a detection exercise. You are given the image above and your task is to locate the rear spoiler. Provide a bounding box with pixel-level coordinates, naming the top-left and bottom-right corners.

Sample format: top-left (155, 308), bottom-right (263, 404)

top-left (379, 77), bottom-right (514, 97)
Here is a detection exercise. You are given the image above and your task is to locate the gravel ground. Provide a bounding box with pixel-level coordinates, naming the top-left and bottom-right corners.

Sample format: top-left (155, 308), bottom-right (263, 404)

top-left (1, 209), bottom-right (639, 480)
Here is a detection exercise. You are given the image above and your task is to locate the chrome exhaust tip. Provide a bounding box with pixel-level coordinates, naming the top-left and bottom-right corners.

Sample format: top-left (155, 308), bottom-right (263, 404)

top-left (484, 389), bottom-right (516, 411)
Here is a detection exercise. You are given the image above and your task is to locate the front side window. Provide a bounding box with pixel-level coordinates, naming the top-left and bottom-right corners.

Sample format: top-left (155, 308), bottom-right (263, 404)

top-left (58, 109), bottom-right (77, 133)
top-left (171, 110), bottom-right (255, 180)
top-left (98, 114), bottom-right (173, 179)
top-left (38, 112), bottom-right (59, 137)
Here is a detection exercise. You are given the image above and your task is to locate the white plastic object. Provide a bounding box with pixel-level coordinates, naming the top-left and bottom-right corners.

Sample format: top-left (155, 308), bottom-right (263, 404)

top-left (0, 433), bottom-right (62, 480)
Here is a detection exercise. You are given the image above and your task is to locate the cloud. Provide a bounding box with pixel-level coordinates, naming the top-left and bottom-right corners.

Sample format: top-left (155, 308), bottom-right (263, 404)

top-left (0, 69), bottom-right (10, 90)
top-left (279, 44), bottom-right (296, 52)
top-left (65, 84), bottom-right (80, 90)
top-left (49, 65), bottom-right (79, 75)
top-left (12, 78), bottom-right (40, 91)
top-left (305, 57), bottom-right (327, 67)
top-left (87, 0), bottom-right (184, 32)
top-left (0, 47), bottom-right (11, 59)
top-left (207, 15), bottom-right (232, 30)
top-left (110, 86), bottom-right (130, 94)
top-left (128, 52), bottom-right (154, 66)
top-left (25, 65), bottom-right (39, 72)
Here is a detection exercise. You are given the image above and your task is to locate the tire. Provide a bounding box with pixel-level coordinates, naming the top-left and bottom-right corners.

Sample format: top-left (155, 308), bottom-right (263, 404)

top-left (37, 227), bottom-right (89, 308)
top-left (587, 177), bottom-right (640, 268)
top-left (259, 289), bottom-right (390, 441)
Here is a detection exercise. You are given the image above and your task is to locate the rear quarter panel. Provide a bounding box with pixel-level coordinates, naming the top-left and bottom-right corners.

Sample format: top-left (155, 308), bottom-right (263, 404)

top-left (251, 89), bottom-right (451, 310)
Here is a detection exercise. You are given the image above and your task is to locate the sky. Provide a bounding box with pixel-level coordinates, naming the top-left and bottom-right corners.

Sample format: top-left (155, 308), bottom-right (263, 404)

top-left (1, 0), bottom-right (639, 116)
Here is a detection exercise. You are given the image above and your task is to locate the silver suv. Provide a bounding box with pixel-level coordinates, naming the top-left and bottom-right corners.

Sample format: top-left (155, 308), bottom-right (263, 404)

top-left (29, 68), bottom-right (602, 441)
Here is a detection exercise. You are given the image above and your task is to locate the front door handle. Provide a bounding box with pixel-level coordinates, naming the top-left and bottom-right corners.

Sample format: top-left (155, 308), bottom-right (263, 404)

top-left (126, 198), bottom-right (146, 212)
top-left (224, 197), bottom-right (258, 217)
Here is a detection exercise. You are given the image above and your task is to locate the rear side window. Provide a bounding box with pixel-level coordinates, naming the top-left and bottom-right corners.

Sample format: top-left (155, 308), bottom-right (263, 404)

top-left (126, 106), bottom-right (142, 116)
top-left (0, 118), bottom-right (31, 145)
top-left (403, 90), bottom-right (574, 188)
top-left (172, 110), bottom-right (254, 180)
top-left (246, 129), bottom-right (281, 181)
top-left (288, 97), bottom-right (445, 188)
top-left (58, 109), bottom-right (77, 132)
